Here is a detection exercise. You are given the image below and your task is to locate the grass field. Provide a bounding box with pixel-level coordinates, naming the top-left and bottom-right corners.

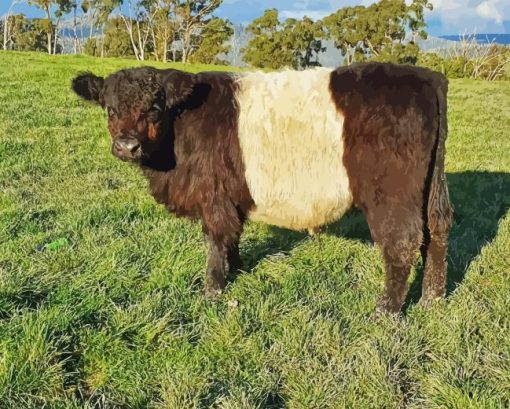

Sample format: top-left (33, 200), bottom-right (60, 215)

top-left (0, 51), bottom-right (509, 408)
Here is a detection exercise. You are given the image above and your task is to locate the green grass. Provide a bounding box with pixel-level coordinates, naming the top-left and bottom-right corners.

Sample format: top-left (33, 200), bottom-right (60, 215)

top-left (0, 51), bottom-right (509, 408)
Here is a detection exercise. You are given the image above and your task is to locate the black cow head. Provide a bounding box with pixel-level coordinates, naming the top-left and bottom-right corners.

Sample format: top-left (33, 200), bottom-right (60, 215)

top-left (71, 67), bottom-right (195, 166)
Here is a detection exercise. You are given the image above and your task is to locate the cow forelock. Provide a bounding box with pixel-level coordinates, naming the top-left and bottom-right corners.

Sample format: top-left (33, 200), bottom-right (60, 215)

top-left (100, 70), bottom-right (168, 163)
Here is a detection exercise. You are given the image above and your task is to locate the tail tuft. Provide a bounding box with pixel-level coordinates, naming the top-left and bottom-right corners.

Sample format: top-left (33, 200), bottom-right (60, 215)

top-left (427, 76), bottom-right (453, 234)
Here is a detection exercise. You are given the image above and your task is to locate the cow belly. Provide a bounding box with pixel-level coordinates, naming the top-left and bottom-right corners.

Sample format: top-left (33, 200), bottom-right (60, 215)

top-left (236, 69), bottom-right (353, 231)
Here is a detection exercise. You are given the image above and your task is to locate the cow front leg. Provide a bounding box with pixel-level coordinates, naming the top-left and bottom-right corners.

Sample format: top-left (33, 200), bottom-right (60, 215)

top-left (202, 201), bottom-right (245, 298)
top-left (205, 235), bottom-right (228, 297)
top-left (204, 234), bottom-right (242, 298)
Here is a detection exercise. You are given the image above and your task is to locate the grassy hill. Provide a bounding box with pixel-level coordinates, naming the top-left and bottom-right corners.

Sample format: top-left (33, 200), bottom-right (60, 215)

top-left (0, 51), bottom-right (509, 408)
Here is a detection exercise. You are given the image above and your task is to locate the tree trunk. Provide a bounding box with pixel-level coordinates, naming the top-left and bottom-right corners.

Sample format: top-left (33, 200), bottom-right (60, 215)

top-left (100, 25), bottom-right (105, 57)
top-left (73, 6), bottom-right (78, 54)
top-left (44, 5), bottom-right (52, 54)
top-left (136, 19), bottom-right (144, 61)
top-left (89, 9), bottom-right (97, 40)
top-left (163, 35), bottom-right (168, 63)
top-left (53, 15), bottom-right (61, 54)
top-left (79, 14), bottom-right (84, 53)
top-left (122, 15), bottom-right (141, 61)
top-left (4, 1), bottom-right (19, 51)
top-left (3, 16), bottom-right (9, 50)
top-left (182, 29), bottom-right (190, 63)
top-left (47, 31), bottom-right (52, 54)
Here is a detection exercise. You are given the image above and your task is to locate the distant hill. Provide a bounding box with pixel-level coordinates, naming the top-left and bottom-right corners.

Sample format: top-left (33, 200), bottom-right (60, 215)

top-left (440, 34), bottom-right (510, 45)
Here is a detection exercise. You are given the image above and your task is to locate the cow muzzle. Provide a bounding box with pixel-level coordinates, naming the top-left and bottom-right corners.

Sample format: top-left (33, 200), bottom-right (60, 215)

top-left (112, 137), bottom-right (142, 161)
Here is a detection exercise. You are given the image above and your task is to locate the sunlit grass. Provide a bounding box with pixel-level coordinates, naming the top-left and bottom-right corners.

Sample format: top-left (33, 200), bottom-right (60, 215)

top-left (0, 51), bottom-right (509, 408)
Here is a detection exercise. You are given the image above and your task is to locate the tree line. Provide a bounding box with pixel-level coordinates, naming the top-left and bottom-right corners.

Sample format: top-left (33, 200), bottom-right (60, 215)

top-left (2, 0), bottom-right (509, 79)
top-left (2, 0), bottom-right (232, 64)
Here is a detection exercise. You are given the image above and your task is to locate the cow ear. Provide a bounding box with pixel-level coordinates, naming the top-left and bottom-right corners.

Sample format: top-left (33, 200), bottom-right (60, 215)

top-left (158, 70), bottom-right (196, 108)
top-left (71, 72), bottom-right (104, 105)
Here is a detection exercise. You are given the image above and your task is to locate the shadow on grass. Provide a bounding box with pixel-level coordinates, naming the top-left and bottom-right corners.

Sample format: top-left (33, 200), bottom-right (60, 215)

top-left (406, 171), bottom-right (510, 308)
top-left (238, 171), bottom-right (510, 306)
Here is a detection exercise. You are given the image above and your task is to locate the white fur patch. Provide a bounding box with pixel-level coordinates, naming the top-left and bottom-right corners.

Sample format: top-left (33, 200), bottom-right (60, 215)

top-left (236, 69), bottom-right (353, 231)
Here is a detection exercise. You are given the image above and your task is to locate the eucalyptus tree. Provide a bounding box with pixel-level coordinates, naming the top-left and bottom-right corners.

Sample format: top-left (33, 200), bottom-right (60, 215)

top-left (2, 0), bottom-right (25, 50)
top-left (243, 9), bottom-right (325, 69)
top-left (175, 0), bottom-right (222, 63)
top-left (28, 0), bottom-right (73, 54)
top-left (323, 0), bottom-right (433, 65)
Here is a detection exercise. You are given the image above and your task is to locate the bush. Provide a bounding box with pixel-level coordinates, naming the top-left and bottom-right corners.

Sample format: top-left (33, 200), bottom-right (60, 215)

top-left (419, 36), bottom-right (510, 80)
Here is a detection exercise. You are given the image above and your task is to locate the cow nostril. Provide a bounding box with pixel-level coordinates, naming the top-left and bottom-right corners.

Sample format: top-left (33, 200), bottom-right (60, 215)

top-left (129, 143), bottom-right (140, 154)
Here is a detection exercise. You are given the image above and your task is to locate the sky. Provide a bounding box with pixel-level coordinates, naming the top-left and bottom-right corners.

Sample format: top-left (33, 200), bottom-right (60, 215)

top-left (1, 0), bottom-right (509, 36)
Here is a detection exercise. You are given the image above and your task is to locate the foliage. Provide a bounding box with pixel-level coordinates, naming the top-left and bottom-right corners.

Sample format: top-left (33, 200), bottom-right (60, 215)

top-left (418, 43), bottom-right (510, 81)
top-left (243, 9), bottom-right (291, 69)
top-left (148, 0), bottom-right (179, 62)
top-left (243, 9), bottom-right (325, 70)
top-left (84, 17), bottom-right (135, 58)
top-left (175, 0), bottom-right (224, 63)
top-left (27, 0), bottom-right (73, 54)
top-left (323, 0), bottom-right (432, 65)
top-left (282, 16), bottom-right (326, 69)
top-left (189, 17), bottom-right (233, 65)
top-left (15, 18), bottom-right (54, 52)
top-left (0, 51), bottom-right (510, 408)
top-left (2, 14), bottom-right (62, 53)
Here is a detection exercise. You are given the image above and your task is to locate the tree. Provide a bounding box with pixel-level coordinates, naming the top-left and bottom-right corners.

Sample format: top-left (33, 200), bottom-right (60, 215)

top-left (322, 5), bottom-right (365, 65)
top-left (243, 9), bottom-right (325, 69)
top-left (323, 0), bottom-right (433, 65)
top-left (52, 0), bottom-right (73, 53)
top-left (175, 0), bottom-right (222, 63)
top-left (78, 0), bottom-right (122, 57)
top-left (407, 0), bottom-right (433, 43)
top-left (282, 16), bottom-right (325, 69)
top-left (28, 0), bottom-right (73, 54)
top-left (190, 17), bottom-right (232, 64)
top-left (243, 9), bottom-right (289, 69)
top-left (120, 0), bottom-right (157, 60)
top-left (2, 0), bottom-right (25, 51)
top-left (71, 0), bottom-right (78, 53)
top-left (84, 16), bottom-right (134, 57)
top-left (5, 14), bottom-right (58, 52)
top-left (146, 0), bottom-right (178, 62)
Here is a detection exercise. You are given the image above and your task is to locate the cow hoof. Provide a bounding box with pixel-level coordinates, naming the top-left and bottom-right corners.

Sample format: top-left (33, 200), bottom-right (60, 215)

top-left (204, 284), bottom-right (223, 299)
top-left (308, 227), bottom-right (321, 236)
top-left (376, 296), bottom-right (402, 315)
top-left (419, 295), bottom-right (444, 308)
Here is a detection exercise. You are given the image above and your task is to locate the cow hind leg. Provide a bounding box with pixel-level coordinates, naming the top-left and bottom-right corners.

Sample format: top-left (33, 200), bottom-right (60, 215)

top-left (421, 176), bottom-right (453, 305)
top-left (366, 204), bottom-right (423, 314)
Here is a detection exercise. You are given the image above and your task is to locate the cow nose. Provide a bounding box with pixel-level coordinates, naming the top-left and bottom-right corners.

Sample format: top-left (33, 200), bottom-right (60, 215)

top-left (114, 138), bottom-right (140, 154)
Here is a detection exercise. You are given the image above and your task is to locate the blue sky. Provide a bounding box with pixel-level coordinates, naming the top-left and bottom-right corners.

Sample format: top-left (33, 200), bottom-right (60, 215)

top-left (2, 0), bottom-right (509, 36)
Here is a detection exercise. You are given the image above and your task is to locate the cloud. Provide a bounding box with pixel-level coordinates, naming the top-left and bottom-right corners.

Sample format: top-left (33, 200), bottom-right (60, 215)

top-left (278, 0), bottom-right (334, 21)
top-left (476, 1), bottom-right (503, 24)
top-left (427, 0), bottom-right (509, 34)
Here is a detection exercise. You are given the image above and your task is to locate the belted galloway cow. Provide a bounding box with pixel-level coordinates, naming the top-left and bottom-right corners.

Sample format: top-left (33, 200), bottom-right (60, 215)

top-left (72, 62), bottom-right (453, 313)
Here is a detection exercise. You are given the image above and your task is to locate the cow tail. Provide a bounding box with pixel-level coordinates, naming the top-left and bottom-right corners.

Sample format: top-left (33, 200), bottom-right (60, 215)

top-left (425, 77), bottom-right (453, 235)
